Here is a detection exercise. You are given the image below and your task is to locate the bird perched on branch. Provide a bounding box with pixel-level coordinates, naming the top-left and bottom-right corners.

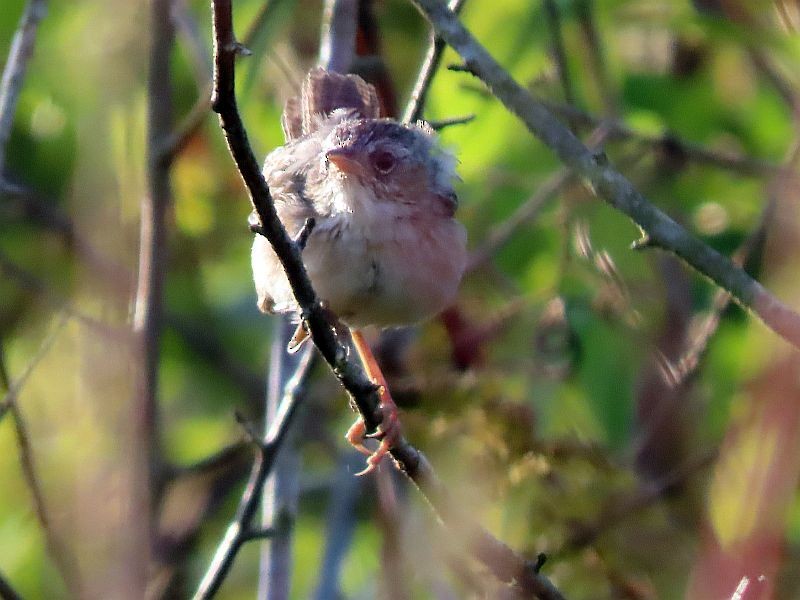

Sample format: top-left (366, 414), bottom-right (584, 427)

top-left (251, 67), bottom-right (467, 473)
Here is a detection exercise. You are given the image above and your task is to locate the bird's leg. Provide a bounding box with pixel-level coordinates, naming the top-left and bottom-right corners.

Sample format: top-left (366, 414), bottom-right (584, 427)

top-left (346, 329), bottom-right (401, 475)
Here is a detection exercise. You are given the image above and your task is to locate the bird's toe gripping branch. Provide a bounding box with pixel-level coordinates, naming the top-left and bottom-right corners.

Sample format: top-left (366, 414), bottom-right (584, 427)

top-left (346, 329), bottom-right (402, 475)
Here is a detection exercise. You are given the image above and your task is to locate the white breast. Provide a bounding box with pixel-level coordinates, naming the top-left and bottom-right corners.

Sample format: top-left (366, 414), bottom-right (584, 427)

top-left (251, 208), bottom-right (466, 328)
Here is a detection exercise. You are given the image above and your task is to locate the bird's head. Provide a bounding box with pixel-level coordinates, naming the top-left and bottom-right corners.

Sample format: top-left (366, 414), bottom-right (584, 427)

top-left (322, 118), bottom-right (459, 218)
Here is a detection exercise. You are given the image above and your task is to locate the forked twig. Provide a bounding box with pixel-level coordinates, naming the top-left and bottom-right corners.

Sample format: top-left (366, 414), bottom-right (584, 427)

top-left (193, 346), bottom-right (315, 599)
top-left (410, 0), bottom-right (800, 351)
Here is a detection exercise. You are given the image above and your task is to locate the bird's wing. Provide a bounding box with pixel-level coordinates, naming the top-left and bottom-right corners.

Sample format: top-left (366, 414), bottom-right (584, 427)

top-left (260, 134), bottom-right (326, 232)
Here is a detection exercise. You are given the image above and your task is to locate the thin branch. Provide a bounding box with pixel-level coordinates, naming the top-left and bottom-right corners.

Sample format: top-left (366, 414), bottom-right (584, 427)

top-left (135, 0), bottom-right (175, 447)
top-left (542, 0), bottom-right (577, 116)
top-left (410, 0), bottom-right (800, 351)
top-left (166, 440), bottom-right (251, 479)
top-left (561, 450), bottom-right (717, 553)
top-left (210, 2), bottom-right (566, 598)
top-left (259, 320), bottom-right (304, 600)
top-left (241, 527), bottom-right (279, 543)
top-left (669, 199), bottom-right (773, 387)
top-left (574, 0), bottom-right (616, 117)
top-left (129, 0), bottom-right (175, 590)
top-left (1, 315), bottom-right (82, 595)
top-left (468, 127), bottom-right (622, 272)
top-left (192, 345), bottom-right (315, 600)
top-left (0, 314), bottom-right (68, 419)
top-left (313, 453), bottom-right (365, 600)
top-left (468, 168), bottom-right (572, 272)
top-left (402, 0), bottom-right (467, 124)
top-left (0, 0), bottom-right (47, 178)
top-left (746, 46), bottom-right (800, 124)
top-left (319, 0), bottom-right (357, 73)
top-left (172, 0), bottom-right (213, 91)
top-left (164, 313), bottom-right (264, 408)
top-left (0, 250), bottom-right (121, 340)
top-left (669, 140), bottom-right (800, 386)
top-left (0, 570), bottom-right (22, 600)
top-left (0, 184), bottom-right (131, 296)
top-left (156, 82), bottom-right (212, 165)
top-left (543, 101), bottom-right (778, 178)
top-left (155, 0), bottom-right (284, 166)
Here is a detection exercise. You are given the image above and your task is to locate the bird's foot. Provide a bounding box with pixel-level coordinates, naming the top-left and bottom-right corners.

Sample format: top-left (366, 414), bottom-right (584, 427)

top-left (345, 391), bottom-right (400, 476)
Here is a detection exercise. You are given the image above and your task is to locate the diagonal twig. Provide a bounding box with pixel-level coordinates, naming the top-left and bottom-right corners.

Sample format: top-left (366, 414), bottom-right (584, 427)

top-left (410, 0), bottom-right (800, 351)
top-left (468, 168), bottom-right (573, 272)
top-left (0, 569), bottom-right (22, 600)
top-left (0, 0), bottom-right (47, 179)
top-left (192, 345), bottom-right (315, 599)
top-left (542, 0), bottom-right (577, 122)
top-left (574, 0), bottom-right (616, 117)
top-left (209, 2), bottom-right (566, 598)
top-left (402, 0), bottom-right (467, 124)
top-left (543, 100), bottom-right (778, 178)
top-left (258, 319), bottom-right (303, 600)
top-left (156, 0), bottom-right (291, 166)
top-left (1, 314), bottom-right (82, 595)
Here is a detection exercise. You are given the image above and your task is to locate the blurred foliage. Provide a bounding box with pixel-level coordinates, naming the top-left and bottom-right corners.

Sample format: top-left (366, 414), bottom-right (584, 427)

top-left (2, 0), bottom-right (800, 599)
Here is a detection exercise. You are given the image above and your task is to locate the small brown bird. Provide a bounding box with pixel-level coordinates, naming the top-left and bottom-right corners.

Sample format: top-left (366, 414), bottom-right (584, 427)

top-left (252, 68), bottom-right (467, 472)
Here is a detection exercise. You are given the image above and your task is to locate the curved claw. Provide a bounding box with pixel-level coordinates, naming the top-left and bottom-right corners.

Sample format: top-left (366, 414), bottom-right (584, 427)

top-left (345, 401), bottom-right (401, 475)
top-left (345, 419), bottom-right (372, 456)
top-left (346, 329), bottom-right (402, 475)
top-left (353, 455), bottom-right (382, 477)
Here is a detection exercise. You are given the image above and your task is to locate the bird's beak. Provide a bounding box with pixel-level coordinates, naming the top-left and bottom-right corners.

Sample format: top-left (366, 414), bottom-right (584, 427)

top-left (326, 147), bottom-right (363, 175)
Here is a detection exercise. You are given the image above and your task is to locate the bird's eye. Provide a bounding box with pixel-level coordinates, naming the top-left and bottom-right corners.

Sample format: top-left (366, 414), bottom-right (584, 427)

top-left (371, 150), bottom-right (396, 174)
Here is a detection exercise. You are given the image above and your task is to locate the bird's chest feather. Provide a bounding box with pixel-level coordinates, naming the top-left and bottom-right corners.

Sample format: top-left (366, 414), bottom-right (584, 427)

top-left (301, 210), bottom-right (465, 327)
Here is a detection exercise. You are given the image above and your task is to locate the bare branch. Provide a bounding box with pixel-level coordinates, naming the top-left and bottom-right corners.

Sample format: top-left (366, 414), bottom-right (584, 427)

top-left (209, 2), bottom-right (566, 597)
top-left (1, 315), bottom-right (82, 595)
top-left (172, 0), bottom-right (213, 90)
top-left (313, 453), bottom-right (365, 600)
top-left (319, 0), bottom-right (357, 73)
top-left (468, 127), bottom-right (621, 272)
top-left (259, 320), bottom-right (304, 600)
top-left (562, 450), bottom-right (717, 553)
top-left (166, 440), bottom-right (251, 480)
top-left (468, 168), bottom-right (572, 272)
top-left (155, 82), bottom-right (213, 165)
top-left (128, 0), bottom-right (175, 590)
top-left (670, 141), bottom-right (800, 385)
top-left (542, 0), bottom-right (576, 115)
top-left (192, 345), bottom-right (315, 599)
top-left (1, 314), bottom-right (68, 419)
top-left (411, 0), bottom-right (800, 350)
top-left (574, 0), bottom-right (616, 117)
top-left (0, 570), bottom-right (22, 600)
top-left (543, 101), bottom-right (778, 178)
top-left (0, 0), bottom-right (47, 178)
top-left (155, 0), bottom-right (284, 166)
top-left (0, 250), bottom-right (120, 337)
top-left (402, 0), bottom-right (467, 124)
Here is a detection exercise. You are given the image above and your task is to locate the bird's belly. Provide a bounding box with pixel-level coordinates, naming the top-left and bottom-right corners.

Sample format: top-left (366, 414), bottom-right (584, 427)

top-left (305, 218), bottom-right (467, 328)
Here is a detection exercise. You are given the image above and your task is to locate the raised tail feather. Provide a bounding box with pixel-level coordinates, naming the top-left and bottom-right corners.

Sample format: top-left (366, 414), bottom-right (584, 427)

top-left (281, 67), bottom-right (381, 140)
